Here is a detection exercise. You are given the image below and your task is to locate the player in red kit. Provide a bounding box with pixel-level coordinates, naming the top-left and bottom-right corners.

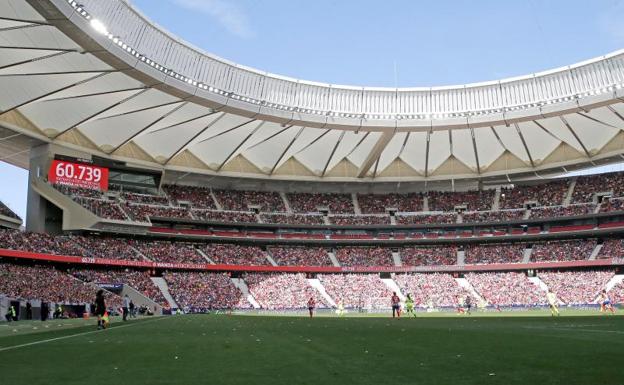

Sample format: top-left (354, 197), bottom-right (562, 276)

top-left (391, 292), bottom-right (401, 318)
top-left (307, 297), bottom-right (316, 318)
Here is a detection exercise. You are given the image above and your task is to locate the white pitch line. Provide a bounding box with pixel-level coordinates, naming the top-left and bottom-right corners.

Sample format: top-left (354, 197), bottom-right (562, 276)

top-left (523, 326), bottom-right (624, 335)
top-left (0, 316), bottom-right (169, 352)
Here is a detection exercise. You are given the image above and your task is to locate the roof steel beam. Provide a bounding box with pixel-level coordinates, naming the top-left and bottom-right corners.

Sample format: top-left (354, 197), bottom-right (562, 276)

top-left (356, 130), bottom-right (395, 178)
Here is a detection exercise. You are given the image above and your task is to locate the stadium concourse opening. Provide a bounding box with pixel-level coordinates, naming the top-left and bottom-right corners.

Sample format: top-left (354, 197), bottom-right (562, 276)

top-left (1, 0), bottom-right (624, 384)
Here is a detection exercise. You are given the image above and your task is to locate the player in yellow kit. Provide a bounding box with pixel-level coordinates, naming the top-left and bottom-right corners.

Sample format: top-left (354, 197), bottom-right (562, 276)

top-left (404, 294), bottom-right (416, 318)
top-left (547, 289), bottom-right (560, 316)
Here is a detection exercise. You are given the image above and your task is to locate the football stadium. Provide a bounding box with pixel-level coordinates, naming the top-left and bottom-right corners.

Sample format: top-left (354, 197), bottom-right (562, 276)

top-left (0, 0), bottom-right (623, 384)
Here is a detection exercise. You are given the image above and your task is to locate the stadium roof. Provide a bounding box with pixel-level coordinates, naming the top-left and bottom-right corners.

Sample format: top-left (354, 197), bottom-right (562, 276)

top-left (2, 0), bottom-right (624, 184)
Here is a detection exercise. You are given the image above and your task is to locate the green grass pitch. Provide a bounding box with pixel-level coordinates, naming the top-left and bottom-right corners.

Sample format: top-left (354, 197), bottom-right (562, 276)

top-left (1, 310), bottom-right (622, 385)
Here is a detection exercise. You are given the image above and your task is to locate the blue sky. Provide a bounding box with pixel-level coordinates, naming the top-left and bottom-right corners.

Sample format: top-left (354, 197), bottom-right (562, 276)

top-left (1, 0), bottom-right (624, 222)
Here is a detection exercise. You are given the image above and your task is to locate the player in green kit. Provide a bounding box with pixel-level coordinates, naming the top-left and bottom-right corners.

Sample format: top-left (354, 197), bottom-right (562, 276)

top-left (404, 294), bottom-right (416, 318)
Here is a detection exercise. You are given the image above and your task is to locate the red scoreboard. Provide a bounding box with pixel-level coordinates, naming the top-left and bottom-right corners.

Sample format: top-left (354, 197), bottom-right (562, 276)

top-left (48, 159), bottom-right (109, 191)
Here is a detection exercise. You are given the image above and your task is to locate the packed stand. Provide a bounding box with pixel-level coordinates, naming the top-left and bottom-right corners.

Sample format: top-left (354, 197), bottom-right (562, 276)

top-left (599, 198), bottom-right (624, 213)
top-left (529, 204), bottom-right (595, 219)
top-left (573, 172), bottom-right (624, 203)
top-left (53, 184), bottom-right (104, 199)
top-left (164, 185), bottom-right (216, 209)
top-left (70, 268), bottom-right (168, 307)
top-left (213, 189), bottom-right (285, 212)
top-left (69, 235), bottom-right (143, 261)
top-left (164, 271), bottom-right (246, 310)
top-left (466, 272), bottom-right (545, 306)
top-left (400, 246), bottom-right (457, 266)
top-left (462, 210), bottom-right (525, 223)
top-left (0, 261), bottom-right (120, 307)
top-left (260, 213), bottom-right (324, 225)
top-left (244, 273), bottom-right (327, 309)
top-left (499, 180), bottom-right (568, 209)
top-left (123, 203), bottom-right (192, 222)
top-left (335, 247), bottom-right (393, 267)
top-left (539, 270), bottom-right (613, 305)
top-left (597, 239), bottom-right (624, 259)
top-left (395, 213), bottom-right (457, 225)
top-left (393, 273), bottom-right (470, 307)
top-left (121, 192), bottom-right (170, 206)
top-left (74, 197), bottom-right (128, 220)
top-left (330, 215), bottom-right (391, 226)
top-left (268, 246), bottom-right (332, 266)
top-left (464, 243), bottom-right (525, 264)
top-left (202, 243), bottom-right (270, 265)
top-left (0, 228), bottom-right (85, 256)
top-left (357, 193), bottom-right (423, 213)
top-left (427, 189), bottom-right (495, 212)
top-left (193, 209), bottom-right (257, 223)
top-left (608, 279), bottom-right (624, 304)
top-left (131, 240), bottom-right (204, 264)
top-left (531, 240), bottom-right (596, 262)
top-left (0, 200), bottom-right (20, 220)
top-left (318, 274), bottom-right (392, 309)
top-left (287, 193), bottom-right (354, 214)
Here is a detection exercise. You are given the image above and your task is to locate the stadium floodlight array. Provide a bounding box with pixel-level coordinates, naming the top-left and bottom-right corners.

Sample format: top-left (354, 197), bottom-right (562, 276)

top-left (66, 0), bottom-right (624, 122)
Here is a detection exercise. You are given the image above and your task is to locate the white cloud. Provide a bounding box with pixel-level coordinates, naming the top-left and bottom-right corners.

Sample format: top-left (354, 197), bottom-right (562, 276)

top-left (168, 0), bottom-right (253, 38)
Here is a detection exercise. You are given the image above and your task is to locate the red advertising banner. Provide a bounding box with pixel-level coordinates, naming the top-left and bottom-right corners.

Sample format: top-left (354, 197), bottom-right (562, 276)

top-left (0, 248), bottom-right (620, 273)
top-left (48, 160), bottom-right (109, 191)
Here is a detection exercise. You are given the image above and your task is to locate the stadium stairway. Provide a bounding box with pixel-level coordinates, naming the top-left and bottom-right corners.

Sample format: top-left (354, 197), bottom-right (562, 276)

top-left (130, 246), bottom-right (153, 262)
top-left (264, 250), bottom-right (278, 266)
top-left (456, 249), bottom-right (465, 265)
top-left (230, 278), bottom-right (260, 308)
top-left (381, 278), bottom-right (405, 300)
top-left (390, 215), bottom-right (396, 225)
top-left (209, 189), bottom-right (223, 210)
top-left (422, 196), bottom-right (429, 211)
top-left (352, 193), bottom-right (362, 214)
top-left (522, 247), bottom-right (533, 263)
top-left (455, 278), bottom-right (486, 304)
top-left (605, 274), bottom-right (624, 292)
top-left (327, 251), bottom-right (340, 267)
top-left (492, 187), bottom-right (501, 211)
top-left (120, 284), bottom-right (163, 314)
top-left (523, 209), bottom-right (531, 220)
top-left (150, 277), bottom-right (179, 309)
top-left (588, 244), bottom-right (603, 261)
top-left (279, 192), bottom-right (293, 213)
top-left (307, 278), bottom-right (337, 307)
top-left (196, 248), bottom-right (216, 264)
top-left (392, 251), bottom-right (402, 266)
top-left (563, 180), bottom-right (576, 206)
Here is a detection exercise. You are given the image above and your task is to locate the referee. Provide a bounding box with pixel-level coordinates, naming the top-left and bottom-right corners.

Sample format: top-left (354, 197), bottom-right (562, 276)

top-left (95, 289), bottom-right (106, 330)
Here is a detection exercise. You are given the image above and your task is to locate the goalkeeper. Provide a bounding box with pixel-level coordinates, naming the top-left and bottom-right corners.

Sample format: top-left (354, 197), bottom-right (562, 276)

top-left (404, 294), bottom-right (416, 318)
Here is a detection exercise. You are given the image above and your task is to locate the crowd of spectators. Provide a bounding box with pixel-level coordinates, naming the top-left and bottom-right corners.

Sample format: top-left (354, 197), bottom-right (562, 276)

top-left (69, 235), bottom-right (143, 261)
top-left (427, 189), bottom-right (495, 212)
top-left (462, 210), bottom-right (525, 223)
top-left (74, 197), bottom-right (129, 220)
top-left (318, 274), bottom-right (392, 309)
top-left (244, 273), bottom-right (327, 309)
top-left (329, 215), bottom-right (391, 226)
top-left (131, 240), bottom-right (205, 264)
top-left (164, 185), bottom-right (216, 209)
top-left (531, 240), bottom-right (596, 262)
top-left (609, 280), bottom-right (624, 304)
top-left (213, 189), bottom-right (285, 212)
top-left (0, 229), bottom-right (85, 256)
top-left (395, 213), bottom-right (457, 225)
top-left (464, 243), bottom-right (525, 265)
top-left (529, 204), bottom-right (595, 219)
top-left (123, 204), bottom-right (192, 222)
top-left (599, 198), bottom-right (624, 213)
top-left (538, 271), bottom-right (613, 305)
top-left (268, 247), bottom-right (332, 266)
top-left (193, 209), bottom-right (257, 223)
top-left (400, 246), bottom-right (457, 266)
top-left (573, 172), bottom-right (624, 203)
top-left (0, 261), bottom-right (120, 307)
top-left (466, 272), bottom-right (545, 306)
top-left (597, 239), bottom-right (624, 259)
top-left (393, 273), bottom-right (470, 307)
top-left (335, 247), bottom-right (393, 267)
top-left (357, 193), bottom-right (423, 213)
top-left (70, 268), bottom-right (168, 307)
top-left (0, 201), bottom-right (20, 220)
top-left (260, 213), bottom-right (325, 225)
top-left (202, 243), bottom-right (270, 265)
top-left (500, 180), bottom-right (568, 209)
top-left (121, 192), bottom-right (170, 206)
top-left (287, 193), bottom-right (354, 214)
top-left (54, 184), bottom-right (104, 199)
top-left (164, 271), bottom-right (247, 310)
